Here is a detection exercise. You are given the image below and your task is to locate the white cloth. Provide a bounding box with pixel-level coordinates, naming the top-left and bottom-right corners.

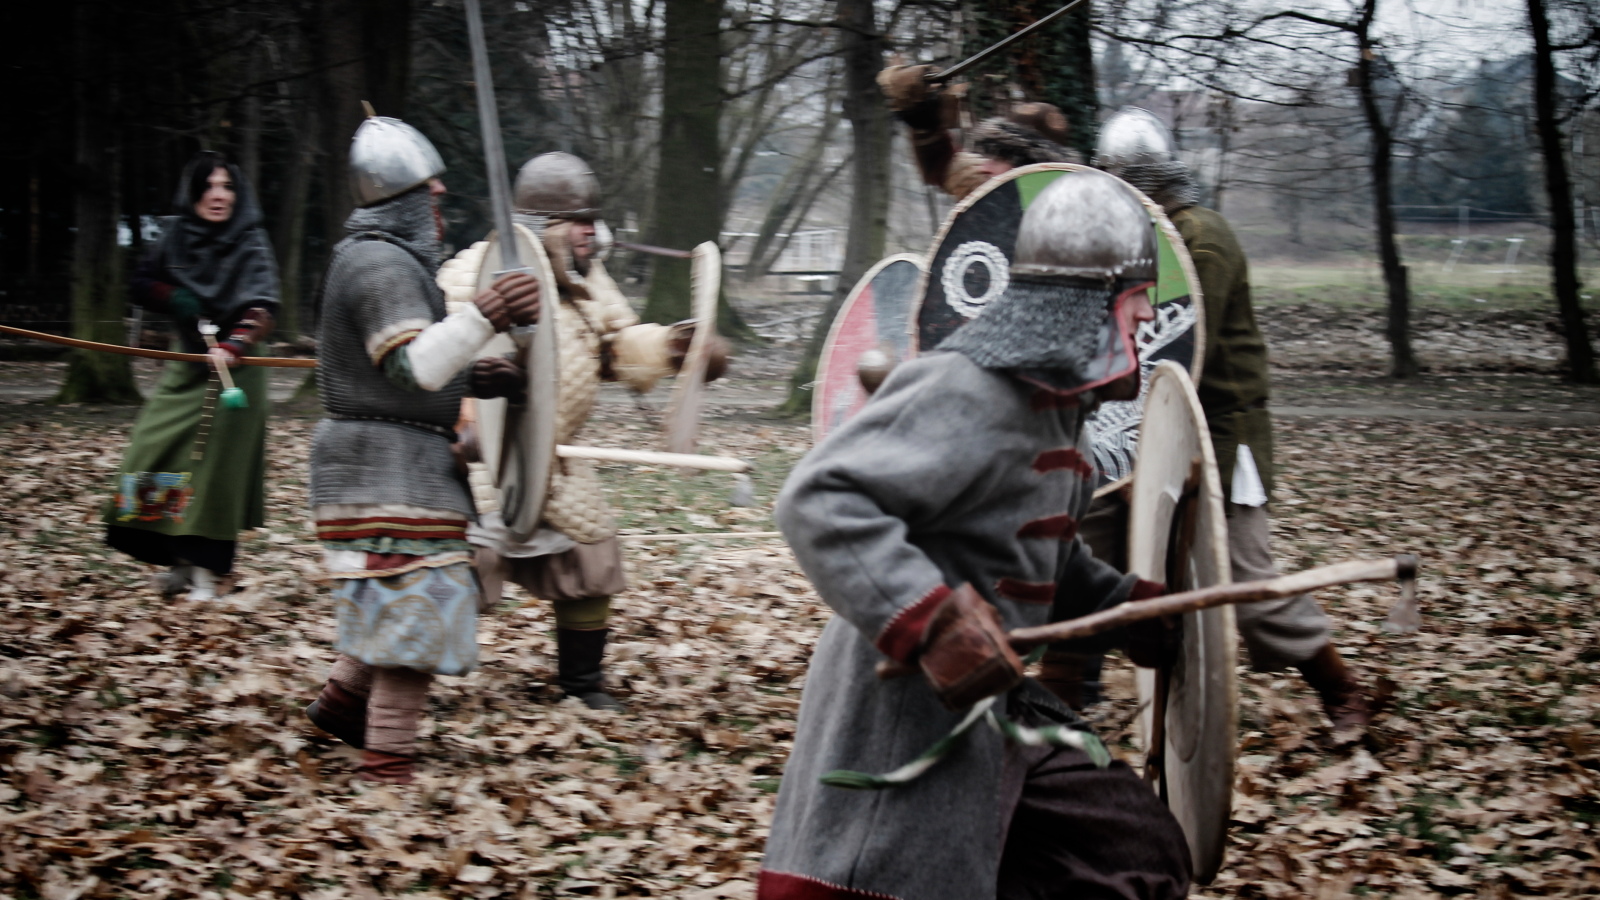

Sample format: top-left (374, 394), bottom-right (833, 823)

top-left (407, 302), bottom-right (496, 391)
top-left (1230, 444), bottom-right (1269, 508)
top-left (466, 509), bottom-right (577, 559)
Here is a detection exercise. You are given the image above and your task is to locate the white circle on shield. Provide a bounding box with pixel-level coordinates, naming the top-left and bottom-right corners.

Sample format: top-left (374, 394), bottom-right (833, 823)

top-left (941, 241), bottom-right (1010, 319)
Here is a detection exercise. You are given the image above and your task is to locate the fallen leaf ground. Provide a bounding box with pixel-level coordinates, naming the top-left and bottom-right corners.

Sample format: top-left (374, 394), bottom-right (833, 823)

top-left (2, 325), bottom-right (1600, 898)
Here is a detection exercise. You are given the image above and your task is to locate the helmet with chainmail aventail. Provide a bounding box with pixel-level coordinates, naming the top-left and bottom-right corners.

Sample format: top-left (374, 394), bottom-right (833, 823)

top-left (941, 169), bottom-right (1157, 396)
top-left (1093, 107), bottom-right (1199, 215)
top-left (514, 152), bottom-right (601, 220)
top-left (348, 115), bottom-right (446, 208)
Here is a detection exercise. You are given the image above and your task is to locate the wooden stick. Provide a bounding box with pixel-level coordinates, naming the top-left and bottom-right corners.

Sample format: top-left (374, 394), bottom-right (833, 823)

top-left (0, 324), bottom-right (316, 368)
top-left (876, 555), bottom-right (1418, 679)
top-left (1008, 555), bottom-right (1417, 650)
top-left (556, 444), bottom-right (750, 472)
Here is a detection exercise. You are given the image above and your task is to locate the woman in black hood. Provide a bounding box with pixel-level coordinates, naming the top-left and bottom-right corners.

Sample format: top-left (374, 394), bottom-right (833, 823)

top-left (105, 151), bottom-right (280, 600)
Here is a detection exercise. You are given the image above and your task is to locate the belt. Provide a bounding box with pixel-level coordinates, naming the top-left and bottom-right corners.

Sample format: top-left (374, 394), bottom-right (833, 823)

top-left (327, 414), bottom-right (457, 441)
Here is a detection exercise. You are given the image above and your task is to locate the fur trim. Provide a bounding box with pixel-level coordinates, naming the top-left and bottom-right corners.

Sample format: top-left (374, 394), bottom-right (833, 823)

top-left (969, 118), bottom-right (1071, 168)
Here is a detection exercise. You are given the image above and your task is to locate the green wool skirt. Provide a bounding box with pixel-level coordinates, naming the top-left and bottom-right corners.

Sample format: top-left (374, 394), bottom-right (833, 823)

top-left (104, 356), bottom-right (269, 573)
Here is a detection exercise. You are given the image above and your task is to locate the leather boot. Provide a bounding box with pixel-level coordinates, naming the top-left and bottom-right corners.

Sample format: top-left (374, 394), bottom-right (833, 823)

top-left (556, 628), bottom-right (624, 711)
top-left (1036, 650), bottom-right (1105, 711)
top-left (1296, 643), bottom-right (1377, 743)
top-left (306, 680), bottom-right (368, 749)
top-left (356, 749), bottom-right (415, 784)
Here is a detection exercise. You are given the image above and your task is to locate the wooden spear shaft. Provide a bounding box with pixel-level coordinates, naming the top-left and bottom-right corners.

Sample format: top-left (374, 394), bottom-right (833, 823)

top-left (554, 445), bottom-right (751, 473)
top-left (0, 325), bottom-right (316, 368)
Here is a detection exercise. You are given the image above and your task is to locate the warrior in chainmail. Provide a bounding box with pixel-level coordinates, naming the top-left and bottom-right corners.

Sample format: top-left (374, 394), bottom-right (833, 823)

top-left (301, 115), bottom-right (541, 784)
top-left (1067, 107), bottom-right (1380, 744)
top-left (435, 152), bottom-right (728, 711)
top-left (877, 63), bottom-right (1076, 201)
top-left (759, 170), bottom-right (1190, 900)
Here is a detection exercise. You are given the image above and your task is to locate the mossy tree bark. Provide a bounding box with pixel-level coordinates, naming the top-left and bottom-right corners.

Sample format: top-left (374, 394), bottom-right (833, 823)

top-left (57, 1), bottom-right (140, 405)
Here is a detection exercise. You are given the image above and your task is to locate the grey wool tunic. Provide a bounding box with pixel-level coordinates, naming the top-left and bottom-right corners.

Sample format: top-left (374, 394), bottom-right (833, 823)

top-left (764, 351), bottom-right (1139, 900)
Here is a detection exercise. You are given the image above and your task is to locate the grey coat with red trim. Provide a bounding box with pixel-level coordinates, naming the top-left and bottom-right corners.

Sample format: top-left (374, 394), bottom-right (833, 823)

top-left (764, 350), bottom-right (1137, 900)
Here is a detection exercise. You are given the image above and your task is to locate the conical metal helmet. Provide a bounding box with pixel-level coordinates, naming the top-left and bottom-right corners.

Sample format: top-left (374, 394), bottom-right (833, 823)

top-left (1093, 107), bottom-right (1178, 174)
top-left (1012, 169), bottom-right (1157, 282)
top-left (514, 152), bottom-right (601, 219)
top-left (348, 115), bottom-right (446, 207)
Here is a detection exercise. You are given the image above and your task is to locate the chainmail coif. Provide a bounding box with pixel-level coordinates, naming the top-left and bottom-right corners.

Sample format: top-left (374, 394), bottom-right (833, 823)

top-left (344, 185), bottom-right (442, 270)
top-left (940, 275), bottom-right (1112, 380)
top-left (1114, 160), bottom-right (1199, 216)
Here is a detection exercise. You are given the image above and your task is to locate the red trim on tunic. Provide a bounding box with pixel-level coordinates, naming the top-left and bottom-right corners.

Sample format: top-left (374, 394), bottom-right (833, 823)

top-left (1032, 447), bottom-right (1093, 479)
top-left (996, 577), bottom-right (1057, 605)
top-left (874, 583), bottom-right (952, 665)
top-left (315, 516), bottom-right (468, 542)
top-left (758, 871), bottom-right (904, 900)
top-left (1029, 389), bottom-right (1081, 411)
top-left (365, 552), bottom-right (424, 571)
top-left (1017, 513), bottom-right (1078, 542)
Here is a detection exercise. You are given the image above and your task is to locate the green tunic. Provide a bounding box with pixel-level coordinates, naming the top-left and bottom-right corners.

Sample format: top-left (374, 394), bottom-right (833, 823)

top-left (1169, 205), bottom-right (1274, 501)
top-left (105, 353), bottom-right (269, 542)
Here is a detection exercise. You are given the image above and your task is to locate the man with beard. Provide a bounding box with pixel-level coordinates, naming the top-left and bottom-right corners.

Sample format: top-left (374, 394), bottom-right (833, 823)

top-left (301, 115), bottom-right (539, 783)
top-left (759, 170), bottom-right (1190, 900)
top-left (877, 63), bottom-right (1075, 200)
top-left (437, 151), bottom-right (728, 711)
top-left (1075, 107), bottom-right (1378, 743)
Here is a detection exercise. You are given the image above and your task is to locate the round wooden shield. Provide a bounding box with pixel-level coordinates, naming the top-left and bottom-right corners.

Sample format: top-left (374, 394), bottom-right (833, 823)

top-left (812, 253), bottom-right (923, 444)
top-left (474, 224), bottom-right (560, 543)
top-left (665, 242), bottom-right (722, 455)
top-left (1127, 361), bottom-right (1237, 885)
top-left (910, 163), bottom-right (1205, 490)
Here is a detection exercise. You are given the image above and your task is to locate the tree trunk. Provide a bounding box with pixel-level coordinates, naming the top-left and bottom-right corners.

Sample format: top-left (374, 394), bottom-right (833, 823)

top-left (1354, 0), bottom-right (1418, 379)
top-left (58, 0), bottom-right (140, 405)
top-left (644, 0), bottom-right (725, 325)
top-left (777, 0), bottom-right (889, 417)
top-left (315, 0), bottom-right (411, 278)
top-left (1528, 0), bottom-right (1598, 383)
top-left (963, 0), bottom-right (1099, 158)
top-left (273, 103), bottom-right (317, 341)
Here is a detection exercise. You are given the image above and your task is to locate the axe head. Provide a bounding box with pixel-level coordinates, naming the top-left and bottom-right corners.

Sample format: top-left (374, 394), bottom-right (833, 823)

top-left (1382, 553), bottom-right (1421, 635)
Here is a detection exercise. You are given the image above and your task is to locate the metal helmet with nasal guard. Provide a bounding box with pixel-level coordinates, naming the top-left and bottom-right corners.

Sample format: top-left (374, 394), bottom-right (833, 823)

top-left (514, 152), bottom-right (601, 220)
top-left (940, 169), bottom-right (1157, 397)
top-left (348, 115), bottom-right (446, 207)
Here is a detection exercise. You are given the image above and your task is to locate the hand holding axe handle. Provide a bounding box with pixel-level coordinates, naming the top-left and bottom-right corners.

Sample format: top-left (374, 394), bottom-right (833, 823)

top-left (876, 554), bottom-right (1419, 679)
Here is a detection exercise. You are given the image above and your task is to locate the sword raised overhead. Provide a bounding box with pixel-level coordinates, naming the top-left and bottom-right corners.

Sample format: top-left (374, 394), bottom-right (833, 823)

top-left (925, 0), bottom-right (1092, 84)
top-left (464, 0), bottom-right (521, 274)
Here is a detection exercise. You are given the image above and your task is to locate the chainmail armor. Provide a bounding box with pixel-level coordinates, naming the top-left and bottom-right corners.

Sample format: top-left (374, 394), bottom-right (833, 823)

top-left (939, 275), bottom-right (1113, 378)
top-left (1113, 160), bottom-right (1199, 216)
top-left (311, 188), bottom-right (472, 516)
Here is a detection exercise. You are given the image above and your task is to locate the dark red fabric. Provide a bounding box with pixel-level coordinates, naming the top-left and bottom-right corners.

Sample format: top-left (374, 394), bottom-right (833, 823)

top-left (996, 578), bottom-right (1057, 605)
top-left (758, 870), bottom-right (904, 900)
top-left (364, 552), bottom-right (425, 571)
top-left (873, 584), bottom-right (951, 665)
top-left (1029, 389), bottom-right (1081, 412)
top-left (1129, 579), bottom-right (1166, 602)
top-left (1032, 447), bottom-right (1093, 479)
top-left (1017, 514), bottom-right (1079, 542)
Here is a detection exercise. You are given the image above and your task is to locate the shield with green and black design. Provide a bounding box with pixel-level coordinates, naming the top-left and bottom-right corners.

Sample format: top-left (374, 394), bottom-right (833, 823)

top-left (911, 163), bottom-right (1205, 489)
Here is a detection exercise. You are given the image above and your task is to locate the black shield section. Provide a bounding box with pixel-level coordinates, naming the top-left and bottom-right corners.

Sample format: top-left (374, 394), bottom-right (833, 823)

top-left (918, 180), bottom-right (1022, 351)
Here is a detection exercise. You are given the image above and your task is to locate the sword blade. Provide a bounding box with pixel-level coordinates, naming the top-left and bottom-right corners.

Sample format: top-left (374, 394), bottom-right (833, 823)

top-left (464, 0), bottom-right (521, 273)
top-left (927, 0), bottom-right (1092, 84)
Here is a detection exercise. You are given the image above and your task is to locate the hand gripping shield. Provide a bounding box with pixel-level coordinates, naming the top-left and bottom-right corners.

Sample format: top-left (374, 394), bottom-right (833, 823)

top-left (664, 242), bottom-right (722, 454)
top-left (473, 224), bottom-right (560, 543)
top-left (911, 163), bottom-right (1204, 489)
top-left (1127, 361), bottom-right (1237, 884)
top-left (813, 254), bottom-right (923, 444)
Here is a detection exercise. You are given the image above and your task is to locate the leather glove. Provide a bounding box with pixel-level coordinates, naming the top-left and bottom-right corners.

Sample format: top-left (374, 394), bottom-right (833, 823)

top-left (877, 63), bottom-right (933, 111)
top-left (1122, 579), bottom-right (1183, 669)
top-left (470, 356), bottom-right (526, 403)
top-left (918, 583), bottom-right (1024, 711)
top-left (667, 321), bottom-right (731, 383)
top-left (473, 272), bottom-right (542, 331)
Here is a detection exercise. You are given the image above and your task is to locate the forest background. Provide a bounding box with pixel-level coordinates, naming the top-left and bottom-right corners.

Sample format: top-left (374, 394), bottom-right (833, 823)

top-left (1, 0), bottom-right (1599, 404)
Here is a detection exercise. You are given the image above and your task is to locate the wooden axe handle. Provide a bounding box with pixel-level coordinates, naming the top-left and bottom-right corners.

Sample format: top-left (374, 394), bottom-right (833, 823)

top-left (876, 554), bottom-right (1418, 679)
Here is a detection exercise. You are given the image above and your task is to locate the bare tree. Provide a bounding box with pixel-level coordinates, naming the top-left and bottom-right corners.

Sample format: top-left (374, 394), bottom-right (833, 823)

top-left (1528, 0), bottom-right (1599, 383)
